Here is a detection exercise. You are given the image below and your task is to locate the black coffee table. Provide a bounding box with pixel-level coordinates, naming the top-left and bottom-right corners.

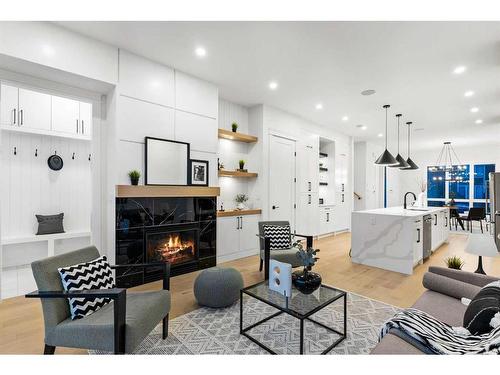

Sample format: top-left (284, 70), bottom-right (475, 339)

top-left (240, 281), bottom-right (347, 354)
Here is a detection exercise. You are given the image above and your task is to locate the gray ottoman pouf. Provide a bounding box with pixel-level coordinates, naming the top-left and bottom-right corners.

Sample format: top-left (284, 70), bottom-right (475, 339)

top-left (194, 267), bottom-right (244, 308)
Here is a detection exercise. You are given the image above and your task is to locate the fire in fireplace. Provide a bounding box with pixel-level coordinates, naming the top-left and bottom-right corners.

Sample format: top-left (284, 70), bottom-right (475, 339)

top-left (147, 229), bottom-right (197, 266)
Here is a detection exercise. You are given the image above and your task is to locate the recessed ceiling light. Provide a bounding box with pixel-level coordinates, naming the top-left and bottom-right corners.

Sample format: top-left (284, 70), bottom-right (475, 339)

top-left (377, 133), bottom-right (383, 137)
top-left (194, 46), bottom-right (207, 57)
top-left (315, 103), bottom-right (323, 110)
top-left (356, 124), bottom-right (367, 130)
top-left (470, 107), bottom-right (479, 113)
top-left (464, 90), bottom-right (475, 97)
top-left (475, 119), bottom-right (483, 124)
top-left (361, 89), bottom-right (376, 96)
top-left (268, 81), bottom-right (278, 90)
top-left (342, 116), bottom-right (349, 121)
top-left (453, 66), bottom-right (466, 74)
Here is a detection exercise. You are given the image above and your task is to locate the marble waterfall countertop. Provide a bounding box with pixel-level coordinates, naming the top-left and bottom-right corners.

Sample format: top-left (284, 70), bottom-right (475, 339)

top-left (355, 206), bottom-right (448, 217)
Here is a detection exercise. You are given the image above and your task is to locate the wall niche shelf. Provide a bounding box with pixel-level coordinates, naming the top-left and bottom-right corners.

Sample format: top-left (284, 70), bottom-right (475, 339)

top-left (218, 128), bottom-right (258, 143)
top-left (217, 209), bottom-right (262, 217)
top-left (218, 170), bottom-right (258, 178)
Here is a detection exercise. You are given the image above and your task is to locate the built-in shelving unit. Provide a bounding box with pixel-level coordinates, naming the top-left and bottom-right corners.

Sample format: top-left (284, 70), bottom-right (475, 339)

top-left (218, 128), bottom-right (258, 143)
top-left (318, 138), bottom-right (336, 206)
top-left (218, 170), bottom-right (258, 178)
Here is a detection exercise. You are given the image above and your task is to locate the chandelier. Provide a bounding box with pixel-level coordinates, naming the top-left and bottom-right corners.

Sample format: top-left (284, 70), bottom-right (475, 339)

top-left (428, 142), bottom-right (467, 182)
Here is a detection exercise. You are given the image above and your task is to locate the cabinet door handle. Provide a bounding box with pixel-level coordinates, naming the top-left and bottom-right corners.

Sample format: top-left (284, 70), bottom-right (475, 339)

top-left (76, 119), bottom-right (79, 133)
top-left (417, 228), bottom-right (421, 243)
top-left (342, 183), bottom-right (345, 192)
top-left (341, 194), bottom-right (345, 203)
top-left (308, 194), bottom-right (311, 204)
top-left (12, 108), bottom-right (16, 125)
top-left (272, 205), bottom-right (279, 210)
top-left (82, 120), bottom-right (85, 134)
top-left (445, 216), bottom-right (448, 227)
top-left (19, 109), bottom-right (23, 125)
top-left (327, 212), bottom-right (330, 222)
top-left (308, 182), bottom-right (311, 191)
top-left (240, 216), bottom-right (243, 229)
top-left (236, 217), bottom-right (240, 230)
top-left (434, 214), bottom-right (437, 225)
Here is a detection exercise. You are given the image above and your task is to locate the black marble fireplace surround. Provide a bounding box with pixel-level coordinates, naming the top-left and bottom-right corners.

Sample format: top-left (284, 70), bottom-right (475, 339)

top-left (115, 196), bottom-right (217, 287)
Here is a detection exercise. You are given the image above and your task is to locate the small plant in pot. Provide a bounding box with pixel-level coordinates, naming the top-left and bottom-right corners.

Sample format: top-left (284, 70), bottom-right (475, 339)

top-left (238, 159), bottom-right (246, 171)
top-left (235, 194), bottom-right (248, 210)
top-left (445, 255), bottom-right (464, 270)
top-left (128, 170), bottom-right (141, 185)
top-left (231, 122), bottom-right (238, 132)
top-left (292, 240), bottom-right (321, 294)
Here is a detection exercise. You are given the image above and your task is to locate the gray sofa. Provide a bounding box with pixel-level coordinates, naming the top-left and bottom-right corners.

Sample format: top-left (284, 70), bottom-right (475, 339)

top-left (371, 266), bottom-right (499, 354)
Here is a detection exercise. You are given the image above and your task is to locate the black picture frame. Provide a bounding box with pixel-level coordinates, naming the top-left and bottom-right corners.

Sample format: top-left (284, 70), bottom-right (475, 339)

top-left (144, 137), bottom-right (190, 186)
top-left (188, 159), bottom-right (209, 187)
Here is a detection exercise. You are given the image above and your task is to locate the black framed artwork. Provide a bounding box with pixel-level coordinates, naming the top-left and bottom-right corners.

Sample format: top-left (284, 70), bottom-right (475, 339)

top-left (145, 137), bottom-right (190, 186)
top-left (189, 159), bottom-right (209, 186)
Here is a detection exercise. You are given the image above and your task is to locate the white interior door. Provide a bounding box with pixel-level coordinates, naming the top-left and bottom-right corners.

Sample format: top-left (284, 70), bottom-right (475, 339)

top-left (269, 134), bottom-right (296, 229)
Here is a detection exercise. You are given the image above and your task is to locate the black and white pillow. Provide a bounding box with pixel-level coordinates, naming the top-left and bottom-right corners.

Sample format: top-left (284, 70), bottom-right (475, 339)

top-left (58, 256), bottom-right (115, 320)
top-left (463, 280), bottom-right (500, 335)
top-left (263, 225), bottom-right (292, 250)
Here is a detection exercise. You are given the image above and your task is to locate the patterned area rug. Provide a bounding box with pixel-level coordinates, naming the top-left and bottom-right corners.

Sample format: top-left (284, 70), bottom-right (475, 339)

top-left (91, 292), bottom-right (400, 355)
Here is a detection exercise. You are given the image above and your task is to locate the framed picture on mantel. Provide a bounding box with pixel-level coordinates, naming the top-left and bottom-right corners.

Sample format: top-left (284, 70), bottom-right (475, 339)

top-left (145, 137), bottom-right (190, 186)
top-left (189, 159), bottom-right (209, 186)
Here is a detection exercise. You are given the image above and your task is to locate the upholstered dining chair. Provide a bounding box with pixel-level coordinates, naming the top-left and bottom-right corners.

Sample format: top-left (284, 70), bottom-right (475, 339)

top-left (26, 246), bottom-right (171, 354)
top-left (257, 221), bottom-right (313, 279)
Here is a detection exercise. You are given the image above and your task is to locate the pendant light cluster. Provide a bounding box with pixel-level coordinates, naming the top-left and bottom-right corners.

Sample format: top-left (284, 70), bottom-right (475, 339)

top-left (374, 104), bottom-right (418, 170)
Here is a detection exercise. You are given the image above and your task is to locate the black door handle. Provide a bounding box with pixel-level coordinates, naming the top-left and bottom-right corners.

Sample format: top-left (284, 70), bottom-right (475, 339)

top-left (434, 214), bottom-right (437, 225)
top-left (272, 205), bottom-right (279, 209)
top-left (240, 216), bottom-right (243, 229)
top-left (417, 228), bottom-right (421, 243)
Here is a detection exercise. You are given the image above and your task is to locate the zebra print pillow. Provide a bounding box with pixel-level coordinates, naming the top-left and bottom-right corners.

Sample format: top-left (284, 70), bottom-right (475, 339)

top-left (58, 255), bottom-right (115, 320)
top-left (263, 225), bottom-right (292, 250)
top-left (463, 280), bottom-right (500, 335)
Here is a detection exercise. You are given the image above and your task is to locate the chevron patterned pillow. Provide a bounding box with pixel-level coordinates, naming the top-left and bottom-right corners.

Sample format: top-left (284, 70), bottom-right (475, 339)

top-left (58, 255), bottom-right (115, 320)
top-left (263, 225), bottom-right (292, 250)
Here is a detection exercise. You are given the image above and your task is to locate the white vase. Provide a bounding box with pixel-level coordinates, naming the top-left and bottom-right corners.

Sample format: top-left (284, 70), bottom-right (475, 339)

top-left (416, 192), bottom-right (426, 207)
top-left (237, 202), bottom-right (247, 210)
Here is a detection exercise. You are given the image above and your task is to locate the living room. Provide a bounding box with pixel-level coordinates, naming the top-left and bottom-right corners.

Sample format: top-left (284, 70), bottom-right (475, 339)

top-left (1, 1), bottom-right (500, 371)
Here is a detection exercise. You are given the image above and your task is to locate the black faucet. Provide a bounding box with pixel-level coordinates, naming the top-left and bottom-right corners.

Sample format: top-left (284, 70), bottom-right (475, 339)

top-left (404, 192), bottom-right (417, 209)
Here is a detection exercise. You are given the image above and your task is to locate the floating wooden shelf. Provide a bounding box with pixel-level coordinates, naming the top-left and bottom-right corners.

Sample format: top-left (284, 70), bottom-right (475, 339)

top-left (116, 185), bottom-right (220, 198)
top-left (218, 129), bottom-right (258, 143)
top-left (217, 209), bottom-right (262, 217)
top-left (218, 170), bottom-right (258, 178)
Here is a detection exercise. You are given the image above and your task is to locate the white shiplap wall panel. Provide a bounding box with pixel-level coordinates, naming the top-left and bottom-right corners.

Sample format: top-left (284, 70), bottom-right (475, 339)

top-left (218, 99), bottom-right (249, 133)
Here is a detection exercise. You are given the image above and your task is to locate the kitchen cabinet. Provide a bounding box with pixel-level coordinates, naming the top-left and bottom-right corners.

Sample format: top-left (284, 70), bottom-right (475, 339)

top-left (319, 206), bottom-right (335, 235)
top-left (51, 96), bottom-right (92, 139)
top-left (0, 84), bottom-right (19, 126)
top-left (431, 209), bottom-right (449, 251)
top-left (79, 102), bottom-right (93, 138)
top-left (296, 192), bottom-right (319, 236)
top-left (413, 219), bottom-right (423, 266)
top-left (334, 140), bottom-right (350, 231)
top-left (217, 214), bottom-right (260, 262)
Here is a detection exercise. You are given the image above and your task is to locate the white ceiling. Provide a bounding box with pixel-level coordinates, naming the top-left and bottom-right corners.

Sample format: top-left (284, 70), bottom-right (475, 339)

top-left (58, 21), bottom-right (500, 151)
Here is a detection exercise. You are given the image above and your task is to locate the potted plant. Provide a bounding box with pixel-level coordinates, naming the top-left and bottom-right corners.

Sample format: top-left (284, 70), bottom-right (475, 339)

top-left (235, 194), bottom-right (249, 210)
top-left (231, 122), bottom-right (238, 132)
top-left (445, 255), bottom-right (464, 270)
top-left (128, 170), bottom-right (141, 185)
top-left (292, 240), bottom-right (321, 294)
top-left (238, 159), bottom-right (246, 171)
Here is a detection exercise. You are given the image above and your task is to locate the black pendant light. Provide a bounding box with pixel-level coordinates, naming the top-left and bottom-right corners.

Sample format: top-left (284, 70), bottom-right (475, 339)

top-left (375, 104), bottom-right (398, 166)
top-left (400, 121), bottom-right (419, 170)
top-left (389, 113), bottom-right (410, 168)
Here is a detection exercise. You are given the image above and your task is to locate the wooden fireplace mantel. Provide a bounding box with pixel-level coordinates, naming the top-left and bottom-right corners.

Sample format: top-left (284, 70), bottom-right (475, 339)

top-left (116, 185), bottom-right (220, 198)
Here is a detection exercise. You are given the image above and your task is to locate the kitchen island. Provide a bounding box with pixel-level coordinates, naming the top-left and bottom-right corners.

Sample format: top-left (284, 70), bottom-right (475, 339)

top-left (351, 206), bottom-right (450, 275)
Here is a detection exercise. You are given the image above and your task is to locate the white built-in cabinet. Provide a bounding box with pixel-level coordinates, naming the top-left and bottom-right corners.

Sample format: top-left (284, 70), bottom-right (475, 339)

top-left (413, 218), bottom-right (423, 265)
top-left (216, 214), bottom-right (260, 262)
top-left (334, 140), bottom-right (350, 231)
top-left (0, 83), bottom-right (92, 140)
top-left (431, 209), bottom-right (449, 252)
top-left (319, 206), bottom-right (335, 235)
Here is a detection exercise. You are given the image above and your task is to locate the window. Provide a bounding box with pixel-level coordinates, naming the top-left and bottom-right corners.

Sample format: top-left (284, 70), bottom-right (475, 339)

top-left (428, 200), bottom-right (445, 207)
top-left (427, 167), bottom-right (445, 199)
top-left (449, 164), bottom-right (469, 199)
top-left (474, 164), bottom-right (495, 199)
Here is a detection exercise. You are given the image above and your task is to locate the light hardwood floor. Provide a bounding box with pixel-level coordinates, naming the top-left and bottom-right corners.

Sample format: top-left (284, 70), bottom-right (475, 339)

top-left (1, 231), bottom-right (499, 354)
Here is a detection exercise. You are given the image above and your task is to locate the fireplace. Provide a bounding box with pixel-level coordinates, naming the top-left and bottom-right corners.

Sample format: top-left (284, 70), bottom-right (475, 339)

top-left (115, 196), bottom-right (216, 287)
top-left (146, 226), bottom-right (198, 265)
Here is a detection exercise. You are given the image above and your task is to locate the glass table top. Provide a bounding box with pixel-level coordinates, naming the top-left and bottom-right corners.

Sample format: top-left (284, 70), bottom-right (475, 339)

top-left (242, 281), bottom-right (346, 318)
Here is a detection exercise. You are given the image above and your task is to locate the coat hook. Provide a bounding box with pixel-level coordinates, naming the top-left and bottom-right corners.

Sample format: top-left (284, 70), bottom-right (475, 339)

top-left (54, 150), bottom-right (57, 155)
top-left (14, 147), bottom-right (17, 155)
top-left (35, 148), bottom-right (38, 157)
top-left (72, 152), bottom-right (75, 160)
top-left (88, 153), bottom-right (91, 161)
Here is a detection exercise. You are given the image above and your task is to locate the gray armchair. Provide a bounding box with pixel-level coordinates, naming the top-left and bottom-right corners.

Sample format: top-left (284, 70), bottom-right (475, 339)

top-left (258, 221), bottom-right (313, 278)
top-left (26, 246), bottom-right (171, 354)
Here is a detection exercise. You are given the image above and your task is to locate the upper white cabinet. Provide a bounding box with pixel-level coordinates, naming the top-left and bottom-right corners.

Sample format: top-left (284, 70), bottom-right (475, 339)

top-left (297, 133), bottom-right (319, 193)
top-left (118, 96), bottom-right (174, 143)
top-left (119, 50), bottom-right (175, 107)
top-left (175, 110), bottom-right (217, 153)
top-left (0, 83), bottom-right (92, 140)
top-left (175, 71), bottom-right (218, 119)
top-left (51, 96), bottom-right (79, 134)
top-left (51, 97), bottom-right (92, 139)
top-left (0, 84), bottom-right (18, 126)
